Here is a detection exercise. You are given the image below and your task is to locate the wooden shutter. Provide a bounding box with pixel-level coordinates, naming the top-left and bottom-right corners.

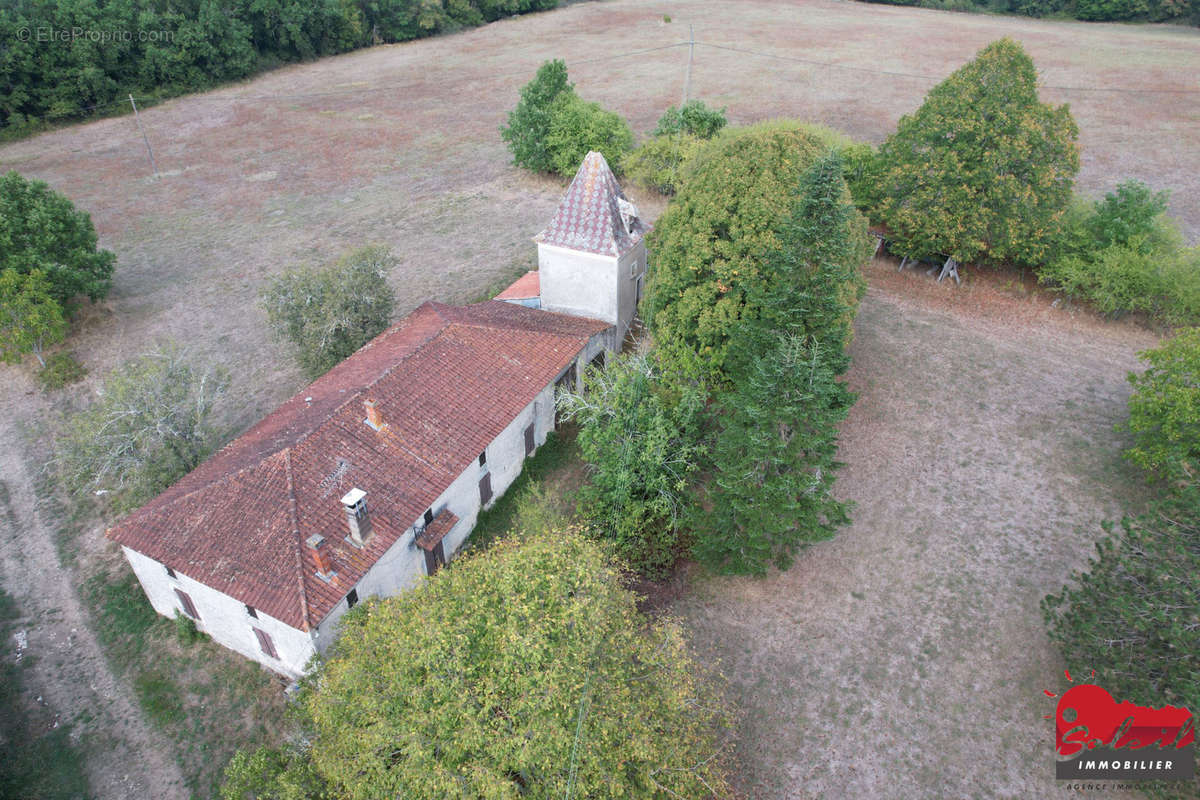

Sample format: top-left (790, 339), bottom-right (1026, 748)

top-left (424, 540), bottom-right (446, 576)
top-left (252, 628), bottom-right (279, 659)
top-left (174, 588), bottom-right (199, 621)
top-left (479, 472), bottom-right (493, 506)
top-left (524, 423), bottom-right (535, 456)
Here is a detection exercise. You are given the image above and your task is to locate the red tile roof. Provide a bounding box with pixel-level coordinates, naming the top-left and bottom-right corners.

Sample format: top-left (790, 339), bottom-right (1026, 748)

top-left (494, 270), bottom-right (540, 300)
top-left (534, 151), bottom-right (649, 257)
top-left (108, 301), bottom-right (608, 630)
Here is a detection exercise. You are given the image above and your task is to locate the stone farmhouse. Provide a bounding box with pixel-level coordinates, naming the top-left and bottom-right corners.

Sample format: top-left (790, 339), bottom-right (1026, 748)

top-left (107, 152), bottom-right (648, 677)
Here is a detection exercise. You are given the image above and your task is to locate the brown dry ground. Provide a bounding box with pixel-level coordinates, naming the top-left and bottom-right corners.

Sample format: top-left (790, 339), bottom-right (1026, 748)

top-left (673, 258), bottom-right (1162, 799)
top-left (0, 0), bottom-right (1194, 797)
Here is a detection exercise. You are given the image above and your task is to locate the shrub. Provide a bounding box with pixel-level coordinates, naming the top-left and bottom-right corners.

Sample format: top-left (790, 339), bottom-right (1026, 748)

top-left (558, 353), bottom-right (706, 576)
top-left (1088, 180), bottom-right (1175, 254)
top-left (653, 99), bottom-right (727, 139)
top-left (646, 120), bottom-right (869, 385)
top-left (55, 343), bottom-right (229, 511)
top-left (623, 132), bottom-right (704, 196)
top-left (872, 39), bottom-right (1079, 268)
top-left (0, 268), bottom-right (68, 367)
top-left (1038, 242), bottom-right (1164, 318)
top-left (305, 530), bottom-right (732, 798)
top-left (840, 141), bottom-right (883, 213)
top-left (0, 172), bottom-right (115, 306)
top-left (261, 245), bottom-right (396, 378)
top-left (500, 59), bottom-right (574, 173)
top-left (1124, 328), bottom-right (1200, 492)
top-left (172, 611), bottom-right (205, 646)
top-left (36, 351), bottom-right (87, 392)
top-left (545, 92), bottom-right (635, 177)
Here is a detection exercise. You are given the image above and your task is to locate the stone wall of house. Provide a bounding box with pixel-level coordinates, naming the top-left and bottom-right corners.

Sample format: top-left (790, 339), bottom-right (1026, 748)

top-left (120, 330), bottom-right (609, 677)
top-left (538, 241), bottom-right (645, 350)
top-left (121, 545), bottom-right (316, 677)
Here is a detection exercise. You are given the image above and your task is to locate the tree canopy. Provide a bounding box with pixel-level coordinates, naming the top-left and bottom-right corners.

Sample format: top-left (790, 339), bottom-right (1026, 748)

top-left (872, 38), bottom-right (1079, 267)
top-left (558, 353), bottom-right (706, 576)
top-left (305, 530), bottom-right (731, 799)
top-left (645, 121), bottom-right (869, 385)
top-left (0, 268), bottom-right (67, 367)
top-left (0, 171), bottom-right (115, 306)
top-left (261, 245), bottom-right (396, 378)
top-left (501, 59), bottom-right (574, 174)
top-left (545, 92), bottom-right (634, 177)
top-left (54, 343), bottom-right (229, 511)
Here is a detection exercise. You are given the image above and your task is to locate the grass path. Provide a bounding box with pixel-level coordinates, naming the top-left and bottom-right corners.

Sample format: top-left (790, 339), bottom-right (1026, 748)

top-left (674, 283), bottom-right (1158, 799)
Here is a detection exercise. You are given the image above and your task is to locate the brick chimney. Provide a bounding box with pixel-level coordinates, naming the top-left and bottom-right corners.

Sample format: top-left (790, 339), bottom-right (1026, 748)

top-left (341, 488), bottom-right (371, 547)
top-left (306, 533), bottom-right (335, 580)
top-left (364, 399), bottom-right (384, 430)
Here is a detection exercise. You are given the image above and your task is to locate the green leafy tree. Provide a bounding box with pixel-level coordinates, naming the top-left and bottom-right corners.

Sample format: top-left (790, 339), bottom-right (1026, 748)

top-left (653, 99), bottom-right (727, 139)
top-left (545, 92), bottom-right (635, 177)
top-left (500, 59), bottom-right (574, 173)
top-left (557, 353), bottom-right (706, 576)
top-left (1124, 328), bottom-right (1200, 493)
top-left (55, 343), bottom-right (229, 510)
top-left (873, 38), bottom-right (1079, 267)
top-left (1087, 180), bottom-right (1174, 254)
top-left (646, 121), bottom-right (870, 385)
top-left (0, 268), bottom-right (68, 367)
top-left (0, 171), bottom-right (116, 306)
top-left (305, 530), bottom-right (732, 799)
top-left (261, 245), bottom-right (396, 378)
top-left (220, 745), bottom-right (326, 800)
top-left (694, 333), bottom-right (854, 575)
top-left (624, 132), bottom-right (704, 196)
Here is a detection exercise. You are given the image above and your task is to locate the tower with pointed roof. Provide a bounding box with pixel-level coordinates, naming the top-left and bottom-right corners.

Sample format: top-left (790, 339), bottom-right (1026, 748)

top-left (534, 151), bottom-right (649, 350)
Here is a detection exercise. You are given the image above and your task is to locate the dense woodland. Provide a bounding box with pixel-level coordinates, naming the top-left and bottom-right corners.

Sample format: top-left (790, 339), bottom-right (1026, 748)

top-left (0, 0), bottom-right (560, 134)
top-left (858, 0), bottom-right (1198, 22)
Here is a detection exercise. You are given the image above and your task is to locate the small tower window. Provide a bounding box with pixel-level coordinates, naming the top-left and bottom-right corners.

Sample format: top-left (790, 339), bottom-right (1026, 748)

top-left (346, 589), bottom-right (358, 609)
top-left (164, 565), bottom-right (176, 579)
top-left (424, 508), bottom-right (434, 526)
top-left (245, 604), bottom-right (258, 619)
top-left (478, 450), bottom-right (487, 467)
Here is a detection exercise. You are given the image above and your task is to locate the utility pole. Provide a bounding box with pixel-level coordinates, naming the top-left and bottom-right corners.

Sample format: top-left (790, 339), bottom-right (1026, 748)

top-left (681, 24), bottom-right (695, 106)
top-left (128, 94), bottom-right (159, 178)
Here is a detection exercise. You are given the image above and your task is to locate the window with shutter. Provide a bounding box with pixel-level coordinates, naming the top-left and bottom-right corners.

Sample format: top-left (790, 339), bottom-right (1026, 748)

top-left (175, 588), bottom-right (199, 620)
top-left (524, 423), bottom-right (535, 456)
top-left (479, 472), bottom-right (493, 506)
top-left (252, 627), bottom-right (278, 659)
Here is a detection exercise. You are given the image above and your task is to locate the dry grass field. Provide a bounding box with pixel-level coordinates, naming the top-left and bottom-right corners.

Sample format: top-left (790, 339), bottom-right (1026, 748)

top-left (0, 0), bottom-right (1195, 797)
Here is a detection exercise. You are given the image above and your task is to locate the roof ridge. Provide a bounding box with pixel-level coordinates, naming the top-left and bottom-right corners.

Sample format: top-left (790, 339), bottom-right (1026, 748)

top-left (283, 449), bottom-right (312, 631)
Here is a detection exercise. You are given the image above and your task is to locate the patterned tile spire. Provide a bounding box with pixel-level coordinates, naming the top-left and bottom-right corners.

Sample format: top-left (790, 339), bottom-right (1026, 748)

top-left (534, 151), bottom-right (648, 257)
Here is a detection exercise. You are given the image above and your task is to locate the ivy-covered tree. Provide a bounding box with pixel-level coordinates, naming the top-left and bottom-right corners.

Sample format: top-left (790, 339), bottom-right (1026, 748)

top-left (0, 171), bottom-right (116, 306)
top-left (55, 343), bottom-right (229, 511)
top-left (0, 268), bottom-right (68, 367)
top-left (557, 353), bottom-right (706, 576)
top-left (261, 245), bottom-right (396, 378)
top-left (305, 530), bottom-right (732, 799)
top-left (500, 59), bottom-right (574, 173)
top-left (694, 333), bottom-right (854, 575)
top-left (645, 121), bottom-right (870, 385)
top-left (873, 38), bottom-right (1079, 267)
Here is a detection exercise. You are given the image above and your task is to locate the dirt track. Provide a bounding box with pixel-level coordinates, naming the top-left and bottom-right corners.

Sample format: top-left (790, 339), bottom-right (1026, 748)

top-left (0, 380), bottom-right (187, 799)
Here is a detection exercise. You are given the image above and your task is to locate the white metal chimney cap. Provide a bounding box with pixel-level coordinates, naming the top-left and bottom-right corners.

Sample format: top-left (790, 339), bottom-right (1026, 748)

top-left (341, 488), bottom-right (367, 507)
